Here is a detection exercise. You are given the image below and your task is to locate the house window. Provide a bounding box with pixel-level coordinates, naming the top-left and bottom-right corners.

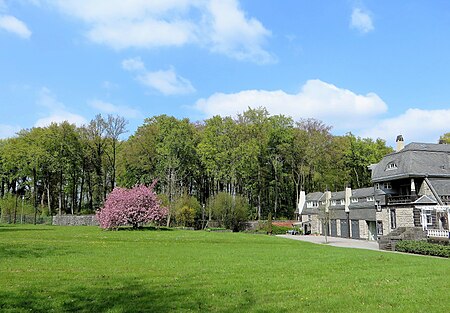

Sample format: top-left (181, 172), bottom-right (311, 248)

top-left (340, 199), bottom-right (345, 205)
top-left (351, 198), bottom-right (358, 203)
top-left (377, 221), bottom-right (383, 235)
top-left (383, 182), bottom-right (392, 189)
top-left (366, 196), bottom-right (374, 202)
top-left (425, 210), bottom-right (433, 226)
top-left (375, 201), bottom-right (382, 212)
top-left (307, 201), bottom-right (318, 208)
top-left (331, 200), bottom-right (336, 206)
top-left (390, 209), bottom-right (396, 229)
top-left (386, 162), bottom-right (398, 170)
top-left (375, 183), bottom-right (380, 190)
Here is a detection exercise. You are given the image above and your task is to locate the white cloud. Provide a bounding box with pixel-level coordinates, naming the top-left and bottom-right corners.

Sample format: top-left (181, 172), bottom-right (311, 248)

top-left (361, 108), bottom-right (450, 145)
top-left (350, 8), bottom-right (374, 34)
top-left (123, 58), bottom-right (195, 95)
top-left (205, 0), bottom-right (274, 63)
top-left (46, 0), bottom-right (273, 63)
top-left (90, 99), bottom-right (141, 119)
top-left (0, 124), bottom-right (21, 139)
top-left (194, 79), bottom-right (387, 131)
top-left (122, 57), bottom-right (145, 71)
top-left (35, 87), bottom-right (87, 127)
top-left (137, 68), bottom-right (196, 95)
top-left (0, 14), bottom-right (31, 38)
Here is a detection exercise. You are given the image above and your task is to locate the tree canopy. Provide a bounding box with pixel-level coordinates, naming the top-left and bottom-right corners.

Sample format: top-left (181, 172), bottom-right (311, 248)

top-left (0, 108), bottom-right (394, 227)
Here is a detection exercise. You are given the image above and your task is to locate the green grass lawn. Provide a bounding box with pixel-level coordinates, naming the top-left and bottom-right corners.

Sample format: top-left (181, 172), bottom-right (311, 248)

top-left (0, 224), bottom-right (449, 312)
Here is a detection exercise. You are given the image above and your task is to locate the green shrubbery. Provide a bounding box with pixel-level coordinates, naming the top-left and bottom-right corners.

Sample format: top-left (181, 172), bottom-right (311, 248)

top-left (395, 240), bottom-right (450, 258)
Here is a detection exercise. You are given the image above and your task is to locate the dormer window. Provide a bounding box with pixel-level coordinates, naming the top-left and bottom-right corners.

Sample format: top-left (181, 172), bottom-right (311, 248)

top-left (340, 199), bottom-right (345, 205)
top-left (386, 162), bottom-right (398, 170)
top-left (366, 196), bottom-right (374, 202)
top-left (351, 198), bottom-right (358, 203)
top-left (307, 201), bottom-right (318, 208)
top-left (331, 200), bottom-right (336, 206)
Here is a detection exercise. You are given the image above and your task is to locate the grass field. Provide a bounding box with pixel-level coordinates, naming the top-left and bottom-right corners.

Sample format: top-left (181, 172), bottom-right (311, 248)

top-left (1, 224), bottom-right (449, 312)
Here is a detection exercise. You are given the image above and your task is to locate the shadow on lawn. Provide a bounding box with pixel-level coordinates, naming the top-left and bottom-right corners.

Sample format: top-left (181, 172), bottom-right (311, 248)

top-left (0, 279), bottom-right (253, 313)
top-left (0, 227), bottom-right (53, 232)
top-left (116, 226), bottom-right (173, 231)
top-left (0, 245), bottom-right (72, 259)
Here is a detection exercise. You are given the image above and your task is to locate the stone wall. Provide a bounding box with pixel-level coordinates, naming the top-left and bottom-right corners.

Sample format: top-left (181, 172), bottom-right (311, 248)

top-left (52, 215), bottom-right (99, 226)
top-left (396, 207), bottom-right (415, 227)
top-left (359, 220), bottom-right (369, 240)
top-left (376, 208), bottom-right (390, 235)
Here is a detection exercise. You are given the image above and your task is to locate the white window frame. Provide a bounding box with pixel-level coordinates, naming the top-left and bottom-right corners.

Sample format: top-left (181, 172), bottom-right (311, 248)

top-left (386, 163), bottom-right (398, 170)
top-left (351, 198), bottom-right (358, 203)
top-left (383, 182), bottom-right (392, 189)
top-left (331, 200), bottom-right (336, 206)
top-left (340, 199), bottom-right (345, 205)
top-left (366, 196), bottom-right (374, 202)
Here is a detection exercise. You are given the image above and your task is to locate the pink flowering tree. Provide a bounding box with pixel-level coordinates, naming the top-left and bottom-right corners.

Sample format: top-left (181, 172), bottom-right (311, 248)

top-left (96, 182), bottom-right (168, 230)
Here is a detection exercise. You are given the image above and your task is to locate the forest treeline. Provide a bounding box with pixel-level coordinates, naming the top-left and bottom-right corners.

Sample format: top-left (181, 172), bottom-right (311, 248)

top-left (1, 107), bottom-right (397, 223)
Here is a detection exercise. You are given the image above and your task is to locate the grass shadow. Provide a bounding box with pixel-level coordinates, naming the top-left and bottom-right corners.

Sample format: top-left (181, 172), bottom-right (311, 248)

top-left (116, 226), bottom-right (173, 231)
top-left (0, 278), bottom-right (250, 313)
top-left (0, 227), bottom-right (53, 232)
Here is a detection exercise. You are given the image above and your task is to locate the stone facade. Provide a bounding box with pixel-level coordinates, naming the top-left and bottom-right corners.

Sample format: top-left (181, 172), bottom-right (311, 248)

top-left (359, 220), bottom-right (369, 240)
top-left (376, 208), bottom-right (390, 236)
top-left (396, 207), bottom-right (415, 228)
top-left (52, 215), bottom-right (99, 226)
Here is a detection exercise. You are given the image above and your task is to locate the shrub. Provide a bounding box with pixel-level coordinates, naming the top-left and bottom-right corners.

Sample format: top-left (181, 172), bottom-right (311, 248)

top-left (96, 183), bottom-right (168, 230)
top-left (208, 192), bottom-right (250, 232)
top-left (395, 240), bottom-right (450, 258)
top-left (174, 194), bottom-right (201, 228)
top-left (270, 225), bottom-right (292, 235)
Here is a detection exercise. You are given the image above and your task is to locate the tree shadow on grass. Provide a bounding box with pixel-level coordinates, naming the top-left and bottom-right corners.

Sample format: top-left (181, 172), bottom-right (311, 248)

top-left (0, 227), bottom-right (53, 232)
top-left (0, 244), bottom-right (71, 259)
top-left (0, 279), bottom-right (256, 313)
top-left (116, 226), bottom-right (173, 231)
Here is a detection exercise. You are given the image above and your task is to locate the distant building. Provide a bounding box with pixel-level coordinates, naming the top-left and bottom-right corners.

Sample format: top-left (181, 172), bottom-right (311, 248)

top-left (295, 136), bottom-right (450, 243)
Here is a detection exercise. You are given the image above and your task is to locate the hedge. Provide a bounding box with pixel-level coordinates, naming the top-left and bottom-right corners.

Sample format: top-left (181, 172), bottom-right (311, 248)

top-left (395, 240), bottom-right (450, 258)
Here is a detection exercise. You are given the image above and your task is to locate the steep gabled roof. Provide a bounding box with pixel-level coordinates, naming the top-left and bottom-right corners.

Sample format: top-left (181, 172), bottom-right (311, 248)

top-left (371, 142), bottom-right (450, 182)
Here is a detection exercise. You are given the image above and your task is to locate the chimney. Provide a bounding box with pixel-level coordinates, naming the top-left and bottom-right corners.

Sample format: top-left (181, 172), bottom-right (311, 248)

top-left (344, 187), bottom-right (351, 213)
top-left (396, 135), bottom-right (404, 152)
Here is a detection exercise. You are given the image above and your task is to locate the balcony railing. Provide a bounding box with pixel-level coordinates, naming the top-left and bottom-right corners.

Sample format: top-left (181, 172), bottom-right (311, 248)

top-left (427, 229), bottom-right (449, 238)
top-left (387, 195), bottom-right (414, 205)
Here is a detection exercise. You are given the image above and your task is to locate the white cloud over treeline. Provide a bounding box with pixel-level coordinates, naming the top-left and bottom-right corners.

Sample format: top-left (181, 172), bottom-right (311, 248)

top-left (46, 0), bottom-right (274, 64)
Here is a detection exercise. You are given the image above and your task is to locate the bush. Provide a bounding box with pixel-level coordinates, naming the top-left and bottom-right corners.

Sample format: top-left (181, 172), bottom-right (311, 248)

top-left (208, 192), bottom-right (250, 232)
top-left (174, 194), bottom-right (201, 228)
top-left (395, 240), bottom-right (450, 258)
top-left (270, 225), bottom-right (292, 235)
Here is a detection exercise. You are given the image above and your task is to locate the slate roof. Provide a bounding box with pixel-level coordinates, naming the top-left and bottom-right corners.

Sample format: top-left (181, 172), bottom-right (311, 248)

top-left (371, 142), bottom-right (450, 182)
top-left (427, 178), bottom-right (450, 196)
top-left (301, 187), bottom-right (377, 214)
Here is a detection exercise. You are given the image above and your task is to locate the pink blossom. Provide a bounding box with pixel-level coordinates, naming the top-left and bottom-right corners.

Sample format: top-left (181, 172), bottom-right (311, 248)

top-left (96, 182), bottom-right (168, 229)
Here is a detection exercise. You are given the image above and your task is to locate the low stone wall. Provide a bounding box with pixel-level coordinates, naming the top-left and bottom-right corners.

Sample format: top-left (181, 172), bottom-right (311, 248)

top-left (52, 215), bottom-right (99, 226)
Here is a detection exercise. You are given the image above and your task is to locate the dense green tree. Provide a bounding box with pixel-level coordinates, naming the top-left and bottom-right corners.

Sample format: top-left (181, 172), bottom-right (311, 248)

top-left (439, 132), bottom-right (450, 144)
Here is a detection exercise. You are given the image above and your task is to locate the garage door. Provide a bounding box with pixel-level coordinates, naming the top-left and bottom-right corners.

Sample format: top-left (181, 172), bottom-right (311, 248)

top-left (330, 220), bottom-right (337, 237)
top-left (340, 219), bottom-right (349, 238)
top-left (351, 220), bottom-right (360, 239)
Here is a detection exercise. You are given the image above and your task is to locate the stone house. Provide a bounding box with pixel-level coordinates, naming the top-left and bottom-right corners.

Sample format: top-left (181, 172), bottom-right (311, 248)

top-left (296, 187), bottom-right (378, 240)
top-left (295, 136), bottom-right (450, 241)
top-left (371, 136), bottom-right (450, 238)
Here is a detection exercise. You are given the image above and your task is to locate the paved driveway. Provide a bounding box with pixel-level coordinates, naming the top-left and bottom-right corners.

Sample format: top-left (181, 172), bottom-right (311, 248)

top-left (278, 235), bottom-right (380, 251)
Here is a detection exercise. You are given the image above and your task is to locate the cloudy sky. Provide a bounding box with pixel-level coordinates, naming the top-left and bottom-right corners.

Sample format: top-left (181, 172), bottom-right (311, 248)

top-left (1, 0), bottom-right (449, 146)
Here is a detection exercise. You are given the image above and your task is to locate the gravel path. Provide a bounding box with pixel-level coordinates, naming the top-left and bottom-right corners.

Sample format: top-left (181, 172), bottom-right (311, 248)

top-left (278, 234), bottom-right (380, 251)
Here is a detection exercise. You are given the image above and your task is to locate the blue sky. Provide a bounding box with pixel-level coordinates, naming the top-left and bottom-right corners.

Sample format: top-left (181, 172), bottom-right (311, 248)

top-left (1, 0), bottom-right (449, 147)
